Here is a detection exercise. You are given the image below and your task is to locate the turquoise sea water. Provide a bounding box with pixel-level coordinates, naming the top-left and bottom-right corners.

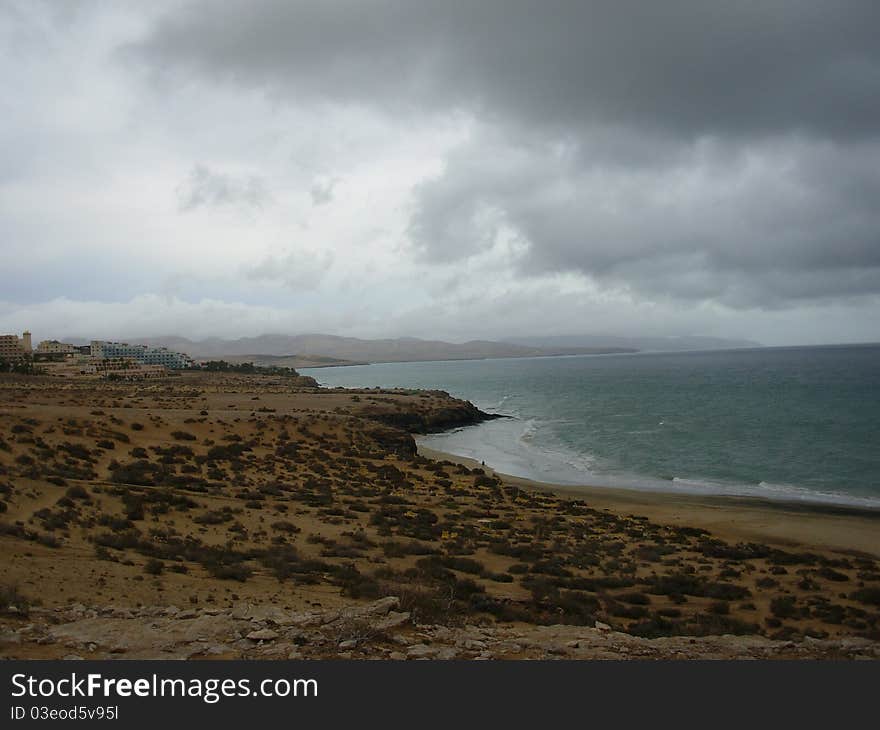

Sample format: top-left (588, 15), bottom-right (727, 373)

top-left (302, 344), bottom-right (880, 507)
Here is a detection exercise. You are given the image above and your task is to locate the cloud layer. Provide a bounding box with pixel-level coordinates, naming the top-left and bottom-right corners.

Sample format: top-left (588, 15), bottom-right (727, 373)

top-left (1, 1), bottom-right (878, 344)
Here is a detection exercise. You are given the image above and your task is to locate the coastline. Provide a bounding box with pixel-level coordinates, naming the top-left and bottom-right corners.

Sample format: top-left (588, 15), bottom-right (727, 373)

top-left (2, 371), bottom-right (879, 657)
top-left (417, 444), bottom-right (880, 558)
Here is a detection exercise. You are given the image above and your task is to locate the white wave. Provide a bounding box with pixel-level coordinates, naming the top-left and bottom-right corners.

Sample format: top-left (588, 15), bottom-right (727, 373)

top-left (518, 418), bottom-right (540, 443)
top-left (420, 416), bottom-right (880, 509)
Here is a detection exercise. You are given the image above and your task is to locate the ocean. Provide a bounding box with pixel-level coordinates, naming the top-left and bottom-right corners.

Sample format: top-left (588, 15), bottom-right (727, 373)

top-left (302, 344), bottom-right (880, 508)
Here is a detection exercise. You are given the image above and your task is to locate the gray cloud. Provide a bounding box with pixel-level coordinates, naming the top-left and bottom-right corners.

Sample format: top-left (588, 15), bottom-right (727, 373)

top-left (134, 0), bottom-right (880, 310)
top-left (177, 164), bottom-right (271, 211)
top-left (411, 130), bottom-right (880, 307)
top-left (137, 1), bottom-right (880, 141)
top-left (245, 249), bottom-right (333, 289)
top-left (309, 177), bottom-right (338, 206)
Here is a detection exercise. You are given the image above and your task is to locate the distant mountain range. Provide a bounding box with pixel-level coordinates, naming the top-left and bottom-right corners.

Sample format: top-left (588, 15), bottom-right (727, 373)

top-left (503, 334), bottom-right (761, 352)
top-left (99, 332), bottom-right (762, 365)
top-left (129, 334), bottom-right (635, 364)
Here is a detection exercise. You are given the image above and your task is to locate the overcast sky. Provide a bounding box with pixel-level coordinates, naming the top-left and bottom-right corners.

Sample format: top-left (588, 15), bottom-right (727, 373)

top-left (1, 0), bottom-right (879, 345)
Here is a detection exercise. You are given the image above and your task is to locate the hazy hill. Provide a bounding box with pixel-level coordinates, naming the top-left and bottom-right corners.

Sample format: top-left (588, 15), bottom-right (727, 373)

top-left (503, 334), bottom-right (761, 352)
top-left (134, 334), bottom-right (634, 363)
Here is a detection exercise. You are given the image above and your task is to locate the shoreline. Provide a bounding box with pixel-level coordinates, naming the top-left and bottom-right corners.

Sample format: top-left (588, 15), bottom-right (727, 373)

top-left (417, 444), bottom-right (880, 558)
top-left (418, 419), bottom-right (880, 511)
top-left (2, 371), bottom-right (879, 656)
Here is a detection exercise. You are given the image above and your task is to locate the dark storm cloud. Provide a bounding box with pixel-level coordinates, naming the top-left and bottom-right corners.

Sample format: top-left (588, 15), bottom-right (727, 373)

top-left (408, 132), bottom-right (880, 306)
top-left (134, 0), bottom-right (880, 307)
top-left (135, 0), bottom-right (880, 140)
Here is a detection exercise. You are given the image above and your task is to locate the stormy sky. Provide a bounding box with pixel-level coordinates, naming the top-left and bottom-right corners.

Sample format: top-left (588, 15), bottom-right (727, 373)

top-left (1, 0), bottom-right (879, 345)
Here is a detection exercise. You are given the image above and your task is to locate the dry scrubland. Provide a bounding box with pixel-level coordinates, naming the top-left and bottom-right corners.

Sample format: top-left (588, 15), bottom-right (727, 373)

top-left (0, 372), bottom-right (878, 660)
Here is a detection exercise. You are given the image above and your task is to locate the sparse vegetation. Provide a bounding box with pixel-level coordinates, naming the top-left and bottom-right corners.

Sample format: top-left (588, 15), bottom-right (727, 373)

top-left (0, 370), bottom-right (876, 657)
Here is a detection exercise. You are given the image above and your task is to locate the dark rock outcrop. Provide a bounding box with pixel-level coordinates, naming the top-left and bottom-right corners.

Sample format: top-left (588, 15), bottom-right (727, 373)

top-left (361, 399), bottom-right (500, 434)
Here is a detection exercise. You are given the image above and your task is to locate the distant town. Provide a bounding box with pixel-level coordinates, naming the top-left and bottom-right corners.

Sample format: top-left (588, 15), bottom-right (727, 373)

top-left (0, 331), bottom-right (195, 379)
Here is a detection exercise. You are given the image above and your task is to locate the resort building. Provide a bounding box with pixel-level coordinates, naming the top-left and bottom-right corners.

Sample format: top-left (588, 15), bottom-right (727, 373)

top-left (39, 357), bottom-right (171, 380)
top-left (0, 331), bottom-right (31, 360)
top-left (89, 340), bottom-right (194, 369)
top-left (36, 339), bottom-right (79, 355)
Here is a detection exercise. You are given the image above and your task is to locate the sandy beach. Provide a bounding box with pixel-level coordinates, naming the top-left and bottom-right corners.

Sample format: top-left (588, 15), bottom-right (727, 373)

top-left (418, 445), bottom-right (880, 558)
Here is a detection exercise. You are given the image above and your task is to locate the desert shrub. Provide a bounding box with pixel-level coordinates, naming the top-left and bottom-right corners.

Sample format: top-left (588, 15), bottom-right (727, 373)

top-left (607, 601), bottom-right (649, 619)
top-left (94, 545), bottom-right (116, 562)
top-left (850, 587), bottom-right (880, 606)
top-left (207, 443), bottom-right (250, 461)
top-left (204, 560), bottom-right (252, 582)
top-left (770, 595), bottom-right (798, 619)
top-left (337, 567), bottom-right (382, 599)
top-left (648, 573), bottom-right (749, 601)
top-left (767, 549), bottom-right (819, 566)
top-left (687, 613), bottom-right (760, 636)
top-left (194, 509), bottom-right (233, 525)
top-left (488, 541), bottom-right (545, 563)
top-left (704, 582), bottom-right (750, 601)
top-left (627, 615), bottom-right (677, 638)
top-left (95, 439), bottom-right (115, 450)
top-left (123, 496), bottom-right (145, 521)
top-left (818, 567), bottom-right (849, 582)
top-left (473, 475), bottom-right (498, 488)
top-left (382, 540), bottom-right (436, 558)
top-left (0, 584), bottom-right (30, 616)
top-left (171, 431), bottom-right (197, 441)
top-left (618, 591), bottom-right (651, 606)
top-left (144, 558), bottom-right (165, 575)
top-left (93, 529), bottom-right (142, 551)
top-left (275, 442), bottom-right (299, 459)
top-left (698, 540), bottom-right (771, 560)
top-left (153, 444), bottom-right (195, 462)
top-left (486, 572), bottom-right (514, 583)
top-left (59, 442), bottom-right (93, 461)
top-left (98, 515), bottom-right (134, 532)
top-left (438, 555), bottom-right (485, 575)
top-left (36, 533), bottom-right (61, 548)
top-left (271, 520), bottom-right (301, 534)
top-left (65, 484), bottom-right (89, 500)
top-left (529, 559), bottom-right (573, 578)
top-left (110, 460), bottom-right (163, 486)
